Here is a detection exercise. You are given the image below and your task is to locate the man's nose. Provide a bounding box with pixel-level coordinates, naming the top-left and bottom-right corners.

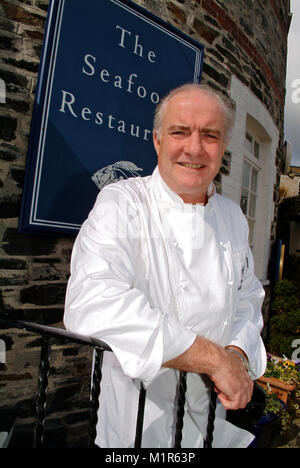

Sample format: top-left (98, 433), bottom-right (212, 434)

top-left (184, 132), bottom-right (203, 156)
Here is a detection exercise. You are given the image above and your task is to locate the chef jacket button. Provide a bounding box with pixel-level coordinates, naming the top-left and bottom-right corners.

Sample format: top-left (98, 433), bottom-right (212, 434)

top-left (180, 281), bottom-right (188, 290)
top-left (173, 240), bottom-right (179, 247)
top-left (224, 321), bottom-right (228, 326)
top-left (228, 280), bottom-right (234, 286)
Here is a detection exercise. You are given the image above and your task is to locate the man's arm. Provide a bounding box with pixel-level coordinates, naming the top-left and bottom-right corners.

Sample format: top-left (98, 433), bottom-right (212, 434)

top-left (226, 247), bottom-right (267, 379)
top-left (163, 336), bottom-right (253, 410)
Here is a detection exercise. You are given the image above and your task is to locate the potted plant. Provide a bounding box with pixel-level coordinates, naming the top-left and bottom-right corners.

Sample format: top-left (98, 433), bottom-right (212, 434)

top-left (256, 355), bottom-right (298, 403)
top-left (248, 391), bottom-right (286, 448)
top-left (256, 354), bottom-right (300, 438)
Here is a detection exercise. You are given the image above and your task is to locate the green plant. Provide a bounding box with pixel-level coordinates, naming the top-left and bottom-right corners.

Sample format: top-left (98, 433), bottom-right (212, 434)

top-left (267, 280), bottom-right (300, 358)
top-left (272, 279), bottom-right (298, 298)
top-left (263, 389), bottom-right (290, 435)
top-left (263, 356), bottom-right (300, 434)
top-left (264, 392), bottom-right (282, 415)
top-left (283, 255), bottom-right (300, 295)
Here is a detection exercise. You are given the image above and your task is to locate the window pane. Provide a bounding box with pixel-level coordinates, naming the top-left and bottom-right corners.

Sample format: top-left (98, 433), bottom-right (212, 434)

top-left (251, 168), bottom-right (258, 193)
top-left (248, 219), bottom-right (255, 246)
top-left (242, 161), bottom-right (251, 188)
top-left (249, 193), bottom-right (256, 218)
top-left (240, 189), bottom-right (248, 215)
top-left (245, 133), bottom-right (252, 153)
top-left (254, 141), bottom-right (260, 159)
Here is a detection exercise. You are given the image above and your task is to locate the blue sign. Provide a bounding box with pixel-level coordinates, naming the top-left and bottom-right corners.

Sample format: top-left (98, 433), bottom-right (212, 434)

top-left (20, 0), bottom-right (204, 235)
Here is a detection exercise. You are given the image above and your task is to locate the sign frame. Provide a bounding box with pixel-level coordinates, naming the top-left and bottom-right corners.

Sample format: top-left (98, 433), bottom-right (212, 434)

top-left (19, 0), bottom-right (204, 235)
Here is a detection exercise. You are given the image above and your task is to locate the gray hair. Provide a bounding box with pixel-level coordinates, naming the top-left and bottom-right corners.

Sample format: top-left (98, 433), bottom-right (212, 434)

top-left (153, 83), bottom-right (235, 140)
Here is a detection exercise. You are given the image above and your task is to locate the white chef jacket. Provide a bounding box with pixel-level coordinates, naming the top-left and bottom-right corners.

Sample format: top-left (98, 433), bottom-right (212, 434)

top-left (64, 166), bottom-right (267, 448)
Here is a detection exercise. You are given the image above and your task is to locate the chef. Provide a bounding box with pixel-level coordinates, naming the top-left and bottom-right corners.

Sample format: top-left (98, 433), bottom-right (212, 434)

top-left (64, 83), bottom-right (267, 448)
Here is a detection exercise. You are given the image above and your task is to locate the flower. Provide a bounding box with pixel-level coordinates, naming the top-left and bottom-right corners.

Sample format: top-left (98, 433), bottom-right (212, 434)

top-left (265, 354), bottom-right (300, 386)
top-left (262, 354), bottom-right (300, 433)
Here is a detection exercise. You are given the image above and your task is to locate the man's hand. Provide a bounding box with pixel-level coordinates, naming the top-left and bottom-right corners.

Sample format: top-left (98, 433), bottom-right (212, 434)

top-left (163, 336), bottom-right (253, 410)
top-left (210, 347), bottom-right (253, 410)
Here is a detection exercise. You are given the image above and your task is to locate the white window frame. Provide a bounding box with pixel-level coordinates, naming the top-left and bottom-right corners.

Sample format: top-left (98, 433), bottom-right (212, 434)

top-left (241, 130), bottom-right (262, 248)
top-left (240, 158), bottom-right (260, 247)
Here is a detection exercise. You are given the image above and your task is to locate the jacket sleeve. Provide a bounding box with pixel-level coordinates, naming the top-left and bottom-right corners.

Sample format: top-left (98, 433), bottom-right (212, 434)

top-left (64, 185), bottom-right (196, 382)
top-left (226, 214), bottom-right (267, 380)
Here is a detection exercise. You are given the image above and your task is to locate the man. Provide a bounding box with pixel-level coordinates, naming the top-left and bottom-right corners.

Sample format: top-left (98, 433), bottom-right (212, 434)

top-left (64, 84), bottom-right (267, 448)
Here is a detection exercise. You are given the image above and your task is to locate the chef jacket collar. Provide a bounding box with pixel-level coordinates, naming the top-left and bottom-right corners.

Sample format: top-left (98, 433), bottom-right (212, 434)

top-left (151, 166), bottom-right (216, 206)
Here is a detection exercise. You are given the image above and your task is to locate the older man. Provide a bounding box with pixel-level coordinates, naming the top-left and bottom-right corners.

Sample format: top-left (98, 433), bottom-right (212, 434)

top-left (64, 84), bottom-right (267, 448)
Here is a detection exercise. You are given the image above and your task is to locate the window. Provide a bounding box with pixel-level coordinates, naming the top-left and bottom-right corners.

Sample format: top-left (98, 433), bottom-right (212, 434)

top-left (240, 128), bottom-right (262, 247)
top-left (254, 140), bottom-right (260, 159)
top-left (245, 133), bottom-right (252, 153)
top-left (241, 160), bottom-right (259, 247)
top-left (244, 132), bottom-right (260, 159)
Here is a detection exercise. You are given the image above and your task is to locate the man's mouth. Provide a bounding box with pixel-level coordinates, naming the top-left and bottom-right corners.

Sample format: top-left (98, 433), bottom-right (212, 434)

top-left (178, 162), bottom-right (204, 169)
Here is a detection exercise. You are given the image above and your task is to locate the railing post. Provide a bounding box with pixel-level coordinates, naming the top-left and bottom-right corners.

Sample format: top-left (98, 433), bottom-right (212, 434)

top-left (134, 382), bottom-right (147, 448)
top-left (88, 347), bottom-right (103, 448)
top-left (174, 371), bottom-right (187, 448)
top-left (203, 389), bottom-right (217, 448)
top-left (33, 336), bottom-right (51, 448)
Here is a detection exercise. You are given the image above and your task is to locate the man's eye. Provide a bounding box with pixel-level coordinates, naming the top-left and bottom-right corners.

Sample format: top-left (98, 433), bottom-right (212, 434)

top-left (205, 133), bottom-right (218, 140)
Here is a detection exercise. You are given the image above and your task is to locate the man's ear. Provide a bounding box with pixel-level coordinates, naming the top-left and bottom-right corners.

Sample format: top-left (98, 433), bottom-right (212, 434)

top-left (153, 130), bottom-right (160, 156)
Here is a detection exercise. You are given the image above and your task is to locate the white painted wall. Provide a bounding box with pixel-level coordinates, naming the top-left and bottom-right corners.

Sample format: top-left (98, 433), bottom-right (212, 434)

top-left (222, 76), bottom-right (279, 281)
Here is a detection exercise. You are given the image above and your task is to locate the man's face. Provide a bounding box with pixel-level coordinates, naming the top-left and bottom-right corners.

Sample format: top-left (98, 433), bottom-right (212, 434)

top-left (153, 90), bottom-right (228, 203)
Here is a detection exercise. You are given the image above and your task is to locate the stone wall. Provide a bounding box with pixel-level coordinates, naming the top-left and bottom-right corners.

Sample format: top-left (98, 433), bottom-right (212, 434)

top-left (280, 172), bottom-right (300, 198)
top-left (0, 0), bottom-right (290, 446)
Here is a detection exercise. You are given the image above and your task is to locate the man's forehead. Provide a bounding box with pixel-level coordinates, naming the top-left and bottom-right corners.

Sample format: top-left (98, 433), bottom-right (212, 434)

top-left (165, 90), bottom-right (223, 117)
top-left (163, 91), bottom-right (225, 126)
top-left (168, 89), bottom-right (218, 106)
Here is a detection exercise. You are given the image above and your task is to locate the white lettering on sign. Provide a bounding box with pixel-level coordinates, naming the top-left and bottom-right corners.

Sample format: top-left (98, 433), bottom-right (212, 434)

top-left (58, 24), bottom-right (161, 143)
top-left (115, 25), bottom-right (156, 63)
top-left (59, 90), bottom-right (152, 142)
top-left (82, 54), bottom-right (160, 104)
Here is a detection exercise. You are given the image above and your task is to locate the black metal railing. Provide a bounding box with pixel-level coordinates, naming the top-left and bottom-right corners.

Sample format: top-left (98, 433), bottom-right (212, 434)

top-left (0, 315), bottom-right (112, 448)
top-left (0, 314), bottom-right (216, 448)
